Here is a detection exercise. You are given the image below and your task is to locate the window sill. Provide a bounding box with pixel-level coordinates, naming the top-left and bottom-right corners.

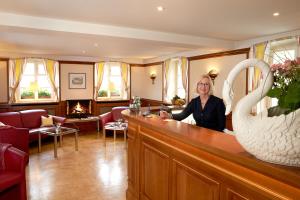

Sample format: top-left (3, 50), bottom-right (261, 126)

top-left (96, 99), bottom-right (129, 103)
top-left (11, 101), bottom-right (59, 106)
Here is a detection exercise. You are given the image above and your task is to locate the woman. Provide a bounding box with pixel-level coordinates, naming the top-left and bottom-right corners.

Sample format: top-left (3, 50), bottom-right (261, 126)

top-left (160, 74), bottom-right (226, 132)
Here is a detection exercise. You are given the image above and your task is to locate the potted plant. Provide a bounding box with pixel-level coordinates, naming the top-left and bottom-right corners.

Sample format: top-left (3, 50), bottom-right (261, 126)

top-left (98, 90), bottom-right (108, 97)
top-left (38, 89), bottom-right (51, 98)
top-left (171, 95), bottom-right (186, 107)
top-left (21, 90), bottom-right (34, 99)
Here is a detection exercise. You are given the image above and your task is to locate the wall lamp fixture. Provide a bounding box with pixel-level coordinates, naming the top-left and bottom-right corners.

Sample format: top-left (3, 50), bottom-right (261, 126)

top-left (150, 73), bottom-right (157, 84)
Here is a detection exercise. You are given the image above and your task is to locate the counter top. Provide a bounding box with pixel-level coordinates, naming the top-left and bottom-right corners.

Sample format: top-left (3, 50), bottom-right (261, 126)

top-left (122, 109), bottom-right (300, 189)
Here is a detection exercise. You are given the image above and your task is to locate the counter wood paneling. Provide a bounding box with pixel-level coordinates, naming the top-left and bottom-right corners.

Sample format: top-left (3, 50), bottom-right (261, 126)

top-left (122, 109), bottom-right (300, 200)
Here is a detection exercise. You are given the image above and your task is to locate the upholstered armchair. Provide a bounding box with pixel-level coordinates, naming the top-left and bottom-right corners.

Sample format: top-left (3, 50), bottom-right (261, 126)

top-left (0, 143), bottom-right (27, 200)
top-left (0, 126), bottom-right (29, 156)
top-left (99, 106), bottom-right (129, 128)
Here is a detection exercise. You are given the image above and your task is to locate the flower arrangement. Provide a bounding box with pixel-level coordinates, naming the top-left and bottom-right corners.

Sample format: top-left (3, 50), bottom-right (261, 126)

top-left (129, 96), bottom-right (141, 112)
top-left (171, 95), bottom-right (186, 106)
top-left (267, 57), bottom-right (300, 115)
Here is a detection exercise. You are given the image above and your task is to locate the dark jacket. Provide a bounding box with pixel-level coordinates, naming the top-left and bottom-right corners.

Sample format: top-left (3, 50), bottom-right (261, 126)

top-left (172, 95), bottom-right (226, 132)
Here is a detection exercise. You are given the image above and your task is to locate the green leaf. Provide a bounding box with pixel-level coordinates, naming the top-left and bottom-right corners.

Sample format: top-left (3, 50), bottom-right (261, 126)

top-left (267, 88), bottom-right (282, 98)
top-left (284, 82), bottom-right (300, 110)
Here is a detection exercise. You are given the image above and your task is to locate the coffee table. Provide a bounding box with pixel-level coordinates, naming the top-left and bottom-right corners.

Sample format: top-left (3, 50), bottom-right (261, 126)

top-left (39, 126), bottom-right (78, 158)
top-left (103, 122), bottom-right (128, 144)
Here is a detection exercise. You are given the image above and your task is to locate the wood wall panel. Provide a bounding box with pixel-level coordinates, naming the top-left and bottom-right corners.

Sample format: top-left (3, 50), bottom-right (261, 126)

top-left (141, 142), bottom-right (170, 200)
top-left (123, 110), bottom-right (300, 200)
top-left (94, 100), bottom-right (129, 115)
top-left (173, 159), bottom-right (220, 200)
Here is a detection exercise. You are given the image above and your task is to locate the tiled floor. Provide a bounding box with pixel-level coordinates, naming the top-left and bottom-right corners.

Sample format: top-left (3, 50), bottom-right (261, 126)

top-left (27, 131), bottom-right (127, 200)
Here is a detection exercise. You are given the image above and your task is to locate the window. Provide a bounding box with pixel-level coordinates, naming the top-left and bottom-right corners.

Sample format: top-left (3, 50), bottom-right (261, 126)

top-left (96, 62), bottom-right (129, 100)
top-left (270, 49), bottom-right (296, 107)
top-left (272, 50), bottom-right (295, 64)
top-left (164, 58), bottom-right (188, 103)
top-left (18, 59), bottom-right (54, 102)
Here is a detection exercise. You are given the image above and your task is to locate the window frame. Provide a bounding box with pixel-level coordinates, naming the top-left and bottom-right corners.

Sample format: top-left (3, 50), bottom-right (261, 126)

top-left (164, 58), bottom-right (186, 104)
top-left (16, 59), bottom-right (55, 103)
top-left (96, 62), bottom-right (130, 101)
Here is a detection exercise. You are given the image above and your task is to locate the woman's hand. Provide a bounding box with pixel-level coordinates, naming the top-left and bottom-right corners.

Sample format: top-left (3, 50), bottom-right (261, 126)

top-left (159, 111), bottom-right (172, 119)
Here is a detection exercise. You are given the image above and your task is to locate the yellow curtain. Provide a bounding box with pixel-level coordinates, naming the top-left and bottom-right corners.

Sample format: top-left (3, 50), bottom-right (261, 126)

top-left (251, 42), bottom-right (270, 114)
top-left (180, 57), bottom-right (188, 102)
top-left (9, 59), bottom-right (25, 103)
top-left (94, 62), bottom-right (105, 99)
top-left (121, 63), bottom-right (129, 99)
top-left (253, 42), bottom-right (267, 90)
top-left (45, 59), bottom-right (59, 101)
top-left (163, 59), bottom-right (171, 102)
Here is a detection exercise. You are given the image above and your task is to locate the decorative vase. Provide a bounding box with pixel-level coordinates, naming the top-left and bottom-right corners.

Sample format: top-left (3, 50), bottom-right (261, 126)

top-left (223, 59), bottom-right (300, 167)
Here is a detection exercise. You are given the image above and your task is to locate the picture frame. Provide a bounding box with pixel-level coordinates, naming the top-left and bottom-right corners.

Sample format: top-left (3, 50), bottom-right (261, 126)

top-left (69, 73), bottom-right (86, 89)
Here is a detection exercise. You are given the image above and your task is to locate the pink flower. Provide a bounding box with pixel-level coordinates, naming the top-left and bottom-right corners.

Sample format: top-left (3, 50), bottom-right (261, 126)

top-left (296, 57), bottom-right (300, 65)
top-left (270, 63), bottom-right (281, 71)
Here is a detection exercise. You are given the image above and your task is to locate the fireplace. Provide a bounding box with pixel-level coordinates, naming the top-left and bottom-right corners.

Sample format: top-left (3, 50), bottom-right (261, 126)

top-left (66, 99), bottom-right (92, 118)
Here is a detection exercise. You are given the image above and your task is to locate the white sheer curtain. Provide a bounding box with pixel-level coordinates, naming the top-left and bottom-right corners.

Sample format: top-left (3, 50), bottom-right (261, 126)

top-left (180, 57), bottom-right (188, 102)
top-left (121, 63), bottom-right (130, 100)
top-left (166, 60), bottom-right (177, 102)
top-left (163, 59), bottom-right (171, 102)
top-left (163, 57), bottom-right (188, 103)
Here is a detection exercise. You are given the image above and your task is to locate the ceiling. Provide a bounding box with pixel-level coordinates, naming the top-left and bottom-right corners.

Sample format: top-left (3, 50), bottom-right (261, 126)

top-left (0, 0), bottom-right (299, 63)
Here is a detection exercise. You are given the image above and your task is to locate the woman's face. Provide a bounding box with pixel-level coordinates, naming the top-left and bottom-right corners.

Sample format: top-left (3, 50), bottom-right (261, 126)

top-left (197, 77), bottom-right (210, 95)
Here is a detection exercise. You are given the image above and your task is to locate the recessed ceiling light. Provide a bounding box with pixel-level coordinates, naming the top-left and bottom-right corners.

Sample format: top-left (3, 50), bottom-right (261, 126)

top-left (273, 12), bottom-right (280, 16)
top-left (82, 50), bottom-right (86, 54)
top-left (157, 6), bottom-right (165, 11)
top-left (94, 43), bottom-right (99, 47)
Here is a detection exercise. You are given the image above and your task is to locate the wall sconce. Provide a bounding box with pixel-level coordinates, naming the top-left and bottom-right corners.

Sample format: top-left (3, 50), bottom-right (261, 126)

top-left (208, 69), bottom-right (218, 84)
top-left (150, 73), bottom-right (156, 84)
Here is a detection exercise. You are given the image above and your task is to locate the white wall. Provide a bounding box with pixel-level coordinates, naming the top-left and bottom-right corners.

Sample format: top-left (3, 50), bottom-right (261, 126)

top-left (0, 61), bottom-right (8, 103)
top-left (131, 64), bottom-right (162, 100)
top-left (189, 54), bottom-right (247, 108)
top-left (60, 63), bottom-right (94, 100)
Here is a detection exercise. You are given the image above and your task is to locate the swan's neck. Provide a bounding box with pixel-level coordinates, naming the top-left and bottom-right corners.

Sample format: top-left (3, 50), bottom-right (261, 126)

top-left (228, 59), bottom-right (273, 118)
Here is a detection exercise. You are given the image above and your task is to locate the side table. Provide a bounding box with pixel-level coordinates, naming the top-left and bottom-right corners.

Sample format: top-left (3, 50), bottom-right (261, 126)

top-left (103, 122), bottom-right (128, 144)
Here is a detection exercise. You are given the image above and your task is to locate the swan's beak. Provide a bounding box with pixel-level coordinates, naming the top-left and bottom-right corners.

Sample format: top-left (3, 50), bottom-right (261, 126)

top-left (222, 79), bottom-right (233, 115)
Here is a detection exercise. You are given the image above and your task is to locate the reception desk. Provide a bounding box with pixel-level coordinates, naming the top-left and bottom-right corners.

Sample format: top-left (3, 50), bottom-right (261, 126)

top-left (122, 109), bottom-right (300, 200)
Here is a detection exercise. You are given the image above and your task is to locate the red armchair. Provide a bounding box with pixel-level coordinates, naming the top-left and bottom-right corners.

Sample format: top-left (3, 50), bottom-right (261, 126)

top-left (0, 126), bottom-right (29, 156)
top-left (0, 143), bottom-right (27, 200)
top-left (99, 106), bottom-right (128, 128)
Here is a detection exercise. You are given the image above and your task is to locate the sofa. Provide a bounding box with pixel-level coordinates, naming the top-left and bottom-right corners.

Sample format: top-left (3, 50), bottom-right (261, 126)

top-left (99, 106), bottom-right (128, 128)
top-left (0, 143), bottom-right (28, 200)
top-left (0, 109), bottom-right (66, 152)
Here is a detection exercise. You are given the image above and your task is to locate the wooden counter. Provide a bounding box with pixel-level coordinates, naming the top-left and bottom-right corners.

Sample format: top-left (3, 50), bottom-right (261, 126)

top-left (122, 109), bottom-right (300, 200)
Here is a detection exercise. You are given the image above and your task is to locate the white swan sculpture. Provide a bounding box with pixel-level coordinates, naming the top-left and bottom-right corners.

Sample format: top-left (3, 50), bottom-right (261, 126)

top-left (223, 58), bottom-right (300, 167)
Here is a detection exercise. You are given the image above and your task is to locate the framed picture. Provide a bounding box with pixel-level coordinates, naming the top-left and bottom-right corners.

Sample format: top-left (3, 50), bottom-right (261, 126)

top-left (69, 73), bottom-right (86, 89)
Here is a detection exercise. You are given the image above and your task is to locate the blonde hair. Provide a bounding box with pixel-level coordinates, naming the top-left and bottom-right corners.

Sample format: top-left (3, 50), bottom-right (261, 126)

top-left (195, 74), bottom-right (214, 95)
